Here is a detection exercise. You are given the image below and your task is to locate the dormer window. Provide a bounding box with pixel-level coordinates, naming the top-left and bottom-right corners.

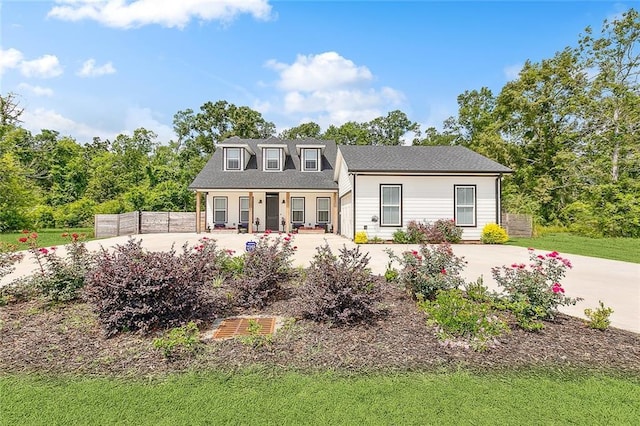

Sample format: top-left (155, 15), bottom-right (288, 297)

top-left (224, 148), bottom-right (242, 171)
top-left (303, 148), bottom-right (319, 171)
top-left (264, 148), bottom-right (281, 171)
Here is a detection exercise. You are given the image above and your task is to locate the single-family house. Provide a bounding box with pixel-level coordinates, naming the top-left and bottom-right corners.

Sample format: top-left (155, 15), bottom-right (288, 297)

top-left (188, 137), bottom-right (512, 240)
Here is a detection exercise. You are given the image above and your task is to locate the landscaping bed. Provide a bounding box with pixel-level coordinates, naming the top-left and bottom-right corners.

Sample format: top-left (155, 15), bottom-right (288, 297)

top-left (1, 281), bottom-right (638, 377)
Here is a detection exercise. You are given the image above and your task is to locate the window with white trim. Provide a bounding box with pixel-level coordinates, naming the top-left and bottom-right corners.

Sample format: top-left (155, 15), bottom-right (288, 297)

top-left (316, 197), bottom-right (330, 223)
top-left (239, 197), bottom-right (249, 223)
top-left (291, 197), bottom-right (305, 223)
top-left (225, 148), bottom-right (241, 171)
top-left (303, 149), bottom-right (319, 171)
top-left (380, 185), bottom-right (402, 226)
top-left (213, 197), bottom-right (227, 223)
top-left (454, 185), bottom-right (476, 226)
top-left (264, 148), bottom-right (281, 171)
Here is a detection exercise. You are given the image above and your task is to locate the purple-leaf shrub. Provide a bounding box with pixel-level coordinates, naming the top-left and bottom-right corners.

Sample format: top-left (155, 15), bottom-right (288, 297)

top-left (491, 249), bottom-right (582, 320)
top-left (406, 219), bottom-right (462, 244)
top-left (300, 243), bottom-right (384, 326)
top-left (84, 238), bottom-right (230, 336)
top-left (230, 231), bottom-right (296, 309)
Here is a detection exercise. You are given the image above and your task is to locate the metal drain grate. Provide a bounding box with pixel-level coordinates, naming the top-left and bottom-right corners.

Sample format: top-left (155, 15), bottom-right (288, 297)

top-left (212, 317), bottom-right (276, 339)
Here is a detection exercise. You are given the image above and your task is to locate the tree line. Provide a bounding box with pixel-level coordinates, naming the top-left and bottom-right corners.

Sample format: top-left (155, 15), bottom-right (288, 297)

top-left (1, 10), bottom-right (638, 237)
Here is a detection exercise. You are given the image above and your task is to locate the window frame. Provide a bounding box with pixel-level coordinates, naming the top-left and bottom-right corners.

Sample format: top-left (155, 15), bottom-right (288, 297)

top-left (263, 148), bottom-right (281, 171)
top-left (316, 197), bottom-right (330, 224)
top-left (291, 197), bottom-right (305, 223)
top-left (454, 185), bottom-right (477, 227)
top-left (239, 196), bottom-right (249, 224)
top-left (302, 148), bottom-right (319, 171)
top-left (213, 196), bottom-right (228, 224)
top-left (379, 184), bottom-right (402, 227)
top-left (224, 148), bottom-right (242, 171)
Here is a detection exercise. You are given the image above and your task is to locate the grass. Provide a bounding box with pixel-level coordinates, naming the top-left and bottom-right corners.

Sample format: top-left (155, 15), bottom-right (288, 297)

top-left (508, 233), bottom-right (640, 264)
top-left (1, 370), bottom-right (638, 425)
top-left (0, 228), bottom-right (95, 249)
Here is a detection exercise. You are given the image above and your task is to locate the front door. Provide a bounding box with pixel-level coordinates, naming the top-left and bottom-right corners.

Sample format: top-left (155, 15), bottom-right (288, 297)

top-left (266, 193), bottom-right (279, 231)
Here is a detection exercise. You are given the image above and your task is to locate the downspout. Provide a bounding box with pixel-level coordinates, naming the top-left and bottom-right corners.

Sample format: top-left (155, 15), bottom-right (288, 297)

top-left (496, 175), bottom-right (502, 225)
top-left (352, 173), bottom-right (357, 240)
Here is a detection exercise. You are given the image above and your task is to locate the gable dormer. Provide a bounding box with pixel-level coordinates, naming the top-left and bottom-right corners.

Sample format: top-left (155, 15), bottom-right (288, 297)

top-left (258, 143), bottom-right (289, 172)
top-left (296, 144), bottom-right (326, 172)
top-left (220, 142), bottom-right (254, 171)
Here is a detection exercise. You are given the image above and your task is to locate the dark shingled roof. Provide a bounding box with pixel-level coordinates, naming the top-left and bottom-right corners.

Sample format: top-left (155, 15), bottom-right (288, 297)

top-left (189, 137), bottom-right (339, 190)
top-left (338, 145), bottom-right (512, 173)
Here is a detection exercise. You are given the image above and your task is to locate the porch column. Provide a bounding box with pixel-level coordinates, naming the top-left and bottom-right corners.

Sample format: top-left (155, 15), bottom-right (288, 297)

top-left (248, 191), bottom-right (254, 233)
top-left (285, 192), bottom-right (290, 233)
top-left (195, 191), bottom-right (201, 233)
top-left (332, 192), bottom-right (338, 234)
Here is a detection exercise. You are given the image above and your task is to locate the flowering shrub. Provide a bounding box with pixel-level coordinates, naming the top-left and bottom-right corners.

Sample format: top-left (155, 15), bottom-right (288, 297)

top-left (491, 249), bottom-right (581, 322)
top-left (84, 238), bottom-right (230, 336)
top-left (418, 289), bottom-right (509, 351)
top-left (16, 231), bottom-right (93, 303)
top-left (480, 223), bottom-right (509, 244)
top-left (387, 243), bottom-right (467, 300)
top-left (406, 219), bottom-right (462, 244)
top-left (354, 231), bottom-right (368, 244)
top-left (301, 243), bottom-right (384, 325)
top-left (230, 231), bottom-right (296, 309)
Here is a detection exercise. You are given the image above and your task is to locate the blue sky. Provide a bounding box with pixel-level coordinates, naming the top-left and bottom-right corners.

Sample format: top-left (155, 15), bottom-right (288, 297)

top-left (0, 1), bottom-right (632, 143)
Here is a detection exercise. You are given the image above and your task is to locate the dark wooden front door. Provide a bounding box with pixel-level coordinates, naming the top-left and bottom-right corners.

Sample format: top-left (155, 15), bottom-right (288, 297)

top-left (266, 193), bottom-right (279, 231)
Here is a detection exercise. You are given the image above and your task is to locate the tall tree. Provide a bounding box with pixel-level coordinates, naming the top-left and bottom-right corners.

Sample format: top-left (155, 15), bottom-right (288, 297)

top-left (366, 110), bottom-right (420, 145)
top-left (0, 92), bottom-right (24, 126)
top-left (279, 122), bottom-right (321, 139)
top-left (579, 8), bottom-right (640, 183)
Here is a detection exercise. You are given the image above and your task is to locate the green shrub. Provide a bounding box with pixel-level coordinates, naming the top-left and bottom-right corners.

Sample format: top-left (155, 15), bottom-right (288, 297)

top-left (584, 301), bottom-right (614, 331)
top-left (354, 231), bottom-right (368, 244)
top-left (418, 289), bottom-right (509, 351)
top-left (392, 229), bottom-right (410, 243)
top-left (237, 319), bottom-right (274, 348)
top-left (301, 243), bottom-right (384, 326)
top-left (387, 243), bottom-right (467, 300)
top-left (481, 223), bottom-right (509, 244)
top-left (153, 322), bottom-right (201, 359)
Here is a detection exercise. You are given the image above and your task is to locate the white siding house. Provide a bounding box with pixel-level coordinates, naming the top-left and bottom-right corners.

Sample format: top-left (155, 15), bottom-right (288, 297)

top-left (190, 138), bottom-right (512, 240)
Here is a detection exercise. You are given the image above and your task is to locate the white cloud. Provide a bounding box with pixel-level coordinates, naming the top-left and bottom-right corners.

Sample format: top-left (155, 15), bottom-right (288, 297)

top-left (17, 83), bottom-right (54, 97)
top-left (264, 51), bottom-right (406, 127)
top-left (48, 0), bottom-right (273, 29)
top-left (124, 107), bottom-right (176, 143)
top-left (22, 108), bottom-right (117, 141)
top-left (503, 63), bottom-right (523, 81)
top-left (266, 52), bottom-right (373, 92)
top-left (20, 54), bottom-right (63, 78)
top-left (77, 59), bottom-right (116, 77)
top-left (0, 48), bottom-right (24, 75)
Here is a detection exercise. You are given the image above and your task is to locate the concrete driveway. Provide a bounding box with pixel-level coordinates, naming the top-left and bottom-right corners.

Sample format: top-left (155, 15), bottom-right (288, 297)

top-left (3, 232), bottom-right (638, 334)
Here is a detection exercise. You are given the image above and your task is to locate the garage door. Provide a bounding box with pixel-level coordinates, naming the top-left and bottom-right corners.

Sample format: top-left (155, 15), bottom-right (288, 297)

top-left (340, 192), bottom-right (353, 239)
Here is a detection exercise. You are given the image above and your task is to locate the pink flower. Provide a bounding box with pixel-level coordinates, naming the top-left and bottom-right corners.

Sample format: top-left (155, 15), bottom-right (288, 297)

top-left (546, 251), bottom-right (559, 258)
top-left (511, 263), bottom-right (519, 268)
top-left (71, 233), bottom-right (79, 240)
top-left (440, 268), bottom-right (447, 275)
top-left (537, 255), bottom-right (545, 260)
top-left (50, 246), bottom-right (57, 251)
top-left (31, 232), bottom-right (38, 239)
top-left (284, 237), bottom-right (291, 242)
top-left (561, 258), bottom-right (572, 268)
top-left (18, 237), bottom-right (28, 243)
top-left (21, 229), bottom-right (30, 234)
top-left (552, 283), bottom-right (565, 294)
top-left (527, 247), bottom-right (534, 251)
top-left (38, 248), bottom-right (49, 255)
top-left (518, 263), bottom-right (526, 269)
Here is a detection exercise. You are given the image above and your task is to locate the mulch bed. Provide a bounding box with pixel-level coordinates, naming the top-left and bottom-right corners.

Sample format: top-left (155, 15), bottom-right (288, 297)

top-left (1, 280), bottom-right (639, 377)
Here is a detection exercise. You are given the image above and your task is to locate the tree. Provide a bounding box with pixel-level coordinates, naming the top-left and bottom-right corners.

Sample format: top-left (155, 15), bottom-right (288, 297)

top-left (173, 100), bottom-right (276, 154)
top-left (279, 122), bottom-right (321, 139)
top-left (366, 110), bottom-right (420, 145)
top-left (0, 92), bottom-right (24, 126)
top-left (0, 153), bottom-right (39, 231)
top-left (323, 121), bottom-right (371, 145)
top-left (579, 8), bottom-right (640, 183)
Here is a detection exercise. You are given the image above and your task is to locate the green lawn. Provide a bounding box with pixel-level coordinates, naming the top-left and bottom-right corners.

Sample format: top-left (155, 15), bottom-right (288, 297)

top-left (508, 233), bottom-right (640, 264)
top-left (0, 228), bottom-right (95, 249)
top-left (1, 370), bottom-right (638, 425)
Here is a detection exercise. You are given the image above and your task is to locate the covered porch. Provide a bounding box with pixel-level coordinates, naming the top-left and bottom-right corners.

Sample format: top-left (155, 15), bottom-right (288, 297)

top-left (194, 190), bottom-right (338, 234)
